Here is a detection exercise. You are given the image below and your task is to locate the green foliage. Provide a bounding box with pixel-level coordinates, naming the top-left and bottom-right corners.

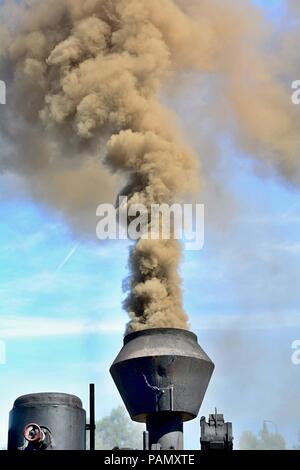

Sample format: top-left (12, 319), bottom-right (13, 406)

top-left (293, 431), bottom-right (300, 450)
top-left (95, 406), bottom-right (142, 450)
top-left (239, 426), bottom-right (286, 450)
top-left (239, 431), bottom-right (261, 450)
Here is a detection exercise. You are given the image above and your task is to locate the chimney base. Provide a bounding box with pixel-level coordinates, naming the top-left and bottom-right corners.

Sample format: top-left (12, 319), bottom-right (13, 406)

top-left (146, 413), bottom-right (183, 450)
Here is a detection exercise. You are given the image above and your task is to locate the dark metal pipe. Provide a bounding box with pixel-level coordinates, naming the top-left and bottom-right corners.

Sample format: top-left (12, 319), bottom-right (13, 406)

top-left (146, 413), bottom-right (183, 450)
top-left (143, 431), bottom-right (150, 450)
top-left (89, 384), bottom-right (96, 451)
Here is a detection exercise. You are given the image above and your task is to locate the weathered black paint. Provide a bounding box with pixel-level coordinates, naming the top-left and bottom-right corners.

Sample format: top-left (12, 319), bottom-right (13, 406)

top-left (110, 328), bottom-right (215, 449)
top-left (110, 328), bottom-right (215, 422)
top-left (8, 393), bottom-right (86, 450)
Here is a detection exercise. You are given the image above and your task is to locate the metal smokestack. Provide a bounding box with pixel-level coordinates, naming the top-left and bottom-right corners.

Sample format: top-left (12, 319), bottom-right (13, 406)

top-left (110, 328), bottom-right (215, 450)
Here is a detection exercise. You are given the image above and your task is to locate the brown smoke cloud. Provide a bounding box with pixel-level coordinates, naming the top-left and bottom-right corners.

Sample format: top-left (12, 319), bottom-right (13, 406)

top-left (1, 0), bottom-right (300, 332)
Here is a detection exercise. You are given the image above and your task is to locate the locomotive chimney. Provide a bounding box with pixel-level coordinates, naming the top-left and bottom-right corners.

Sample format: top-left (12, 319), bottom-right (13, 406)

top-left (110, 328), bottom-right (214, 450)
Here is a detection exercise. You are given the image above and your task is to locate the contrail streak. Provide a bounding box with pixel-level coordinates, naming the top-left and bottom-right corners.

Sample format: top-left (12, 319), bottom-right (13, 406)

top-left (55, 242), bottom-right (81, 275)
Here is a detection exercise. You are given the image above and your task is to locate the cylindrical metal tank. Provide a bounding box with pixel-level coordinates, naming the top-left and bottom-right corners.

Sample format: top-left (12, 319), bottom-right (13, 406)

top-left (8, 393), bottom-right (86, 450)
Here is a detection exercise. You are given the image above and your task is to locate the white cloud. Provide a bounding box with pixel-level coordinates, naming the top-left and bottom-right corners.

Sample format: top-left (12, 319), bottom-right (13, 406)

top-left (239, 201), bottom-right (300, 226)
top-left (0, 316), bottom-right (123, 339)
top-left (0, 309), bottom-right (299, 340)
top-left (272, 242), bottom-right (300, 254)
top-left (192, 310), bottom-right (300, 331)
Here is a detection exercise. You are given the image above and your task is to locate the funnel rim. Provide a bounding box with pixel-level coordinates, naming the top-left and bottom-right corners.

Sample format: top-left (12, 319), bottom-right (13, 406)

top-left (124, 327), bottom-right (197, 345)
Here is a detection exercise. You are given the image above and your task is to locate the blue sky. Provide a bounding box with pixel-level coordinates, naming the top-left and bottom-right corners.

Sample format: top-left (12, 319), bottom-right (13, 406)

top-left (253, 0), bottom-right (285, 16)
top-left (0, 0), bottom-right (300, 450)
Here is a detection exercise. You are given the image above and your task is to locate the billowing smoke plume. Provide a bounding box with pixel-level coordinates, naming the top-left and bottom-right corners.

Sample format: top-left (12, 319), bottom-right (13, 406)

top-left (1, 0), bottom-right (300, 332)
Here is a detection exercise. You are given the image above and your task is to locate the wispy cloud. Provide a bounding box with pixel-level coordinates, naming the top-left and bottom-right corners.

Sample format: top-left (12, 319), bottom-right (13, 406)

top-left (192, 310), bottom-right (300, 331)
top-left (240, 201), bottom-right (300, 226)
top-left (0, 310), bottom-right (299, 340)
top-left (0, 316), bottom-right (123, 339)
top-left (272, 242), bottom-right (300, 254)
